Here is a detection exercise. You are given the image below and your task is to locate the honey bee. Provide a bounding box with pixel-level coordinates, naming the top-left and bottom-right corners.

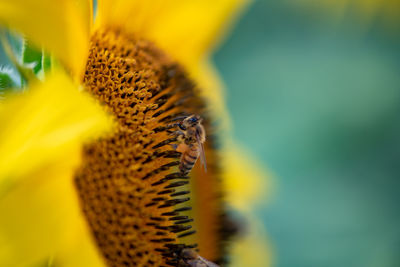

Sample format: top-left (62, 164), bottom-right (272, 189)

top-left (179, 248), bottom-right (220, 267)
top-left (172, 114), bottom-right (206, 174)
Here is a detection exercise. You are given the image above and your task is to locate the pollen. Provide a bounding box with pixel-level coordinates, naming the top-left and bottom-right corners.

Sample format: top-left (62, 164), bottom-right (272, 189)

top-left (74, 28), bottom-right (231, 267)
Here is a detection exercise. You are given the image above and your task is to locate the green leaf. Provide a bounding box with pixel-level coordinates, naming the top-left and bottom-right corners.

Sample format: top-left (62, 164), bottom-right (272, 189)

top-left (0, 69), bottom-right (17, 90)
top-left (41, 53), bottom-right (52, 73)
top-left (22, 39), bottom-right (42, 74)
top-left (1, 30), bottom-right (37, 85)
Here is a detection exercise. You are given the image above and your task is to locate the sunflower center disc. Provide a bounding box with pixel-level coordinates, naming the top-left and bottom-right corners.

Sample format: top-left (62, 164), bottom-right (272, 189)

top-left (75, 28), bottom-right (204, 267)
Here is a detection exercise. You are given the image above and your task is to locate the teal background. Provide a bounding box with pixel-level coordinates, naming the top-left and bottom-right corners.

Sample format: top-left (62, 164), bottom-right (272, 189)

top-left (213, 1), bottom-right (400, 267)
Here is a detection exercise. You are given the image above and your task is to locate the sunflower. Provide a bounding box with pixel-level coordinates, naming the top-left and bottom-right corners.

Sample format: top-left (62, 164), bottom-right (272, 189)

top-left (0, 0), bottom-right (270, 266)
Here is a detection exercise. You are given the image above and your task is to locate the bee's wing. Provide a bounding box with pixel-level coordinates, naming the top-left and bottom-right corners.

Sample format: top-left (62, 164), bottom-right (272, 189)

top-left (196, 132), bottom-right (207, 172)
top-left (198, 256), bottom-right (219, 267)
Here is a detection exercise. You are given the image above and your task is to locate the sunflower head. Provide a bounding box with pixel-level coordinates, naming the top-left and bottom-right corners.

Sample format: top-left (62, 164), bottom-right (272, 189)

top-left (75, 27), bottom-right (213, 266)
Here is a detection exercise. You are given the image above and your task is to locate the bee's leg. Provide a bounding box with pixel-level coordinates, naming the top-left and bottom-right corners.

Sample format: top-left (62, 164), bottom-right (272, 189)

top-left (170, 130), bottom-right (185, 137)
top-left (166, 122), bottom-right (179, 129)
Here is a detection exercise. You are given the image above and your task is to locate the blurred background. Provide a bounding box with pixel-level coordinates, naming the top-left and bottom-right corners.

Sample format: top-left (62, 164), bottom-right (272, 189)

top-left (1, 0), bottom-right (400, 266)
top-left (214, 0), bottom-right (400, 266)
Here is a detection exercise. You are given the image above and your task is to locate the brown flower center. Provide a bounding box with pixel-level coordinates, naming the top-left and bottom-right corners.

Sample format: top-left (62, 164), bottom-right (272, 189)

top-left (74, 28), bottom-right (230, 266)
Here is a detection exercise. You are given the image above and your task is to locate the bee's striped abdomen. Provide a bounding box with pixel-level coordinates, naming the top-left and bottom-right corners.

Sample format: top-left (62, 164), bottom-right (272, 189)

top-left (180, 145), bottom-right (199, 174)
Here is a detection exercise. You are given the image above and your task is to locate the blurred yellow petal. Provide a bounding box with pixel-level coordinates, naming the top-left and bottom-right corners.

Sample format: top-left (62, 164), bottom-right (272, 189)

top-left (96, 0), bottom-right (248, 68)
top-left (222, 146), bottom-right (273, 265)
top-left (147, 0), bottom-right (248, 67)
top-left (191, 60), bottom-right (231, 131)
top-left (0, 165), bottom-right (106, 267)
top-left (230, 213), bottom-right (273, 267)
top-left (0, 72), bottom-right (112, 266)
top-left (0, 73), bottom-right (112, 192)
top-left (222, 144), bottom-right (272, 212)
top-left (0, 0), bottom-right (92, 77)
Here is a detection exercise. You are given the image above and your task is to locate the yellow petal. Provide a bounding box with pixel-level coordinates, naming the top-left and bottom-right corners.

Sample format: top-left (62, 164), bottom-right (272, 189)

top-left (222, 146), bottom-right (273, 266)
top-left (230, 212), bottom-right (273, 267)
top-left (190, 60), bottom-right (231, 131)
top-left (96, 0), bottom-right (248, 67)
top-left (0, 72), bottom-right (112, 266)
top-left (0, 165), bottom-right (106, 267)
top-left (0, 73), bottom-right (112, 191)
top-left (222, 144), bottom-right (272, 212)
top-left (0, 0), bottom-right (92, 78)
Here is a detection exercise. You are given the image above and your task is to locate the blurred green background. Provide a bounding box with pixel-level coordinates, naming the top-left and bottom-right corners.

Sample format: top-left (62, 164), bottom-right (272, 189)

top-left (214, 1), bottom-right (400, 267)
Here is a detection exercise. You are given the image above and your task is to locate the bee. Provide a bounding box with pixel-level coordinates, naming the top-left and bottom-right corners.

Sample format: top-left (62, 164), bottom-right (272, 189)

top-left (172, 114), bottom-right (207, 174)
top-left (178, 248), bottom-right (220, 267)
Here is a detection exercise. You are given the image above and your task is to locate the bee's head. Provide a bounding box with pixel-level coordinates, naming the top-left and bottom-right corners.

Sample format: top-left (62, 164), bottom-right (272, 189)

top-left (178, 115), bottom-right (202, 130)
top-left (186, 115), bottom-right (201, 125)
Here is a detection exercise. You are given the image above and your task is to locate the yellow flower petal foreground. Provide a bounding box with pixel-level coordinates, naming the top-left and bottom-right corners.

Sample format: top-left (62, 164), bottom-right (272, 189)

top-left (0, 0), bottom-right (91, 77)
top-left (0, 72), bottom-right (112, 266)
top-left (0, 73), bottom-right (112, 193)
top-left (0, 164), bottom-right (106, 267)
top-left (97, 0), bottom-right (248, 66)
